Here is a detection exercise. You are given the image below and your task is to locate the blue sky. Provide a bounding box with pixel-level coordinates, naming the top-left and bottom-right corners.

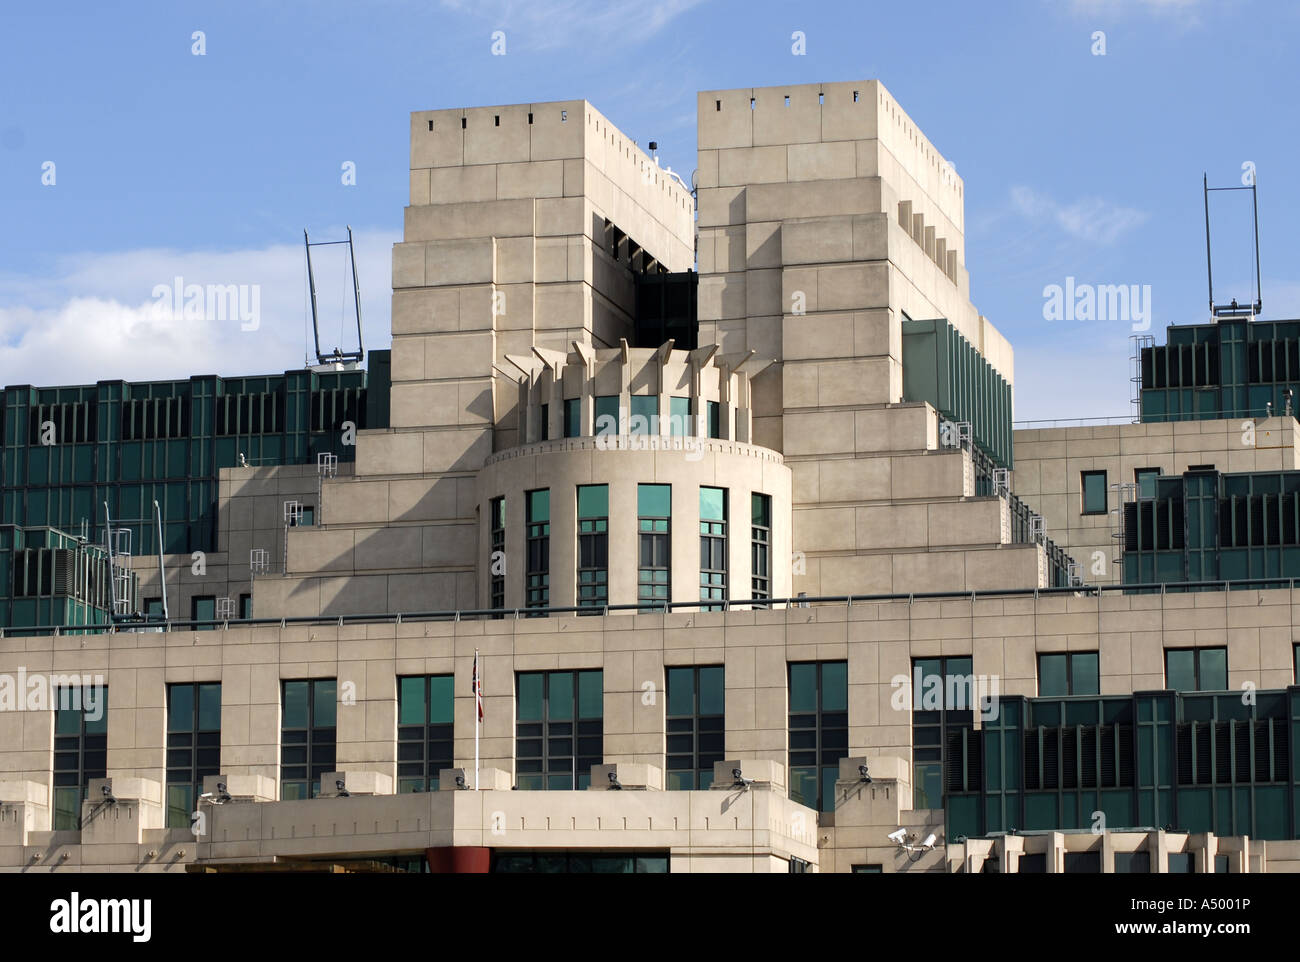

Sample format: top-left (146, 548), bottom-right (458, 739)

top-left (2, 0), bottom-right (1297, 419)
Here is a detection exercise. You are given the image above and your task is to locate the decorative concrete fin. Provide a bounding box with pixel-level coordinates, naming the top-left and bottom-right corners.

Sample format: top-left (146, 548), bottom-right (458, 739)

top-left (686, 344), bottom-right (718, 368)
top-left (715, 350), bottom-right (756, 377)
top-left (503, 354), bottom-right (541, 379)
top-left (619, 338), bottom-right (629, 365)
top-left (570, 341), bottom-right (594, 366)
top-left (491, 363), bottom-right (525, 383)
top-left (532, 346), bottom-right (566, 373)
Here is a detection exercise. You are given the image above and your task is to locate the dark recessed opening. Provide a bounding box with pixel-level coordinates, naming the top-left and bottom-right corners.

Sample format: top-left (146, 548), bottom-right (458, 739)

top-left (784, 95), bottom-right (790, 106)
top-left (853, 90), bottom-right (860, 103)
top-left (528, 112), bottom-right (533, 124)
top-left (461, 117), bottom-right (466, 129)
top-left (494, 115), bottom-right (500, 126)
top-left (427, 120), bottom-right (433, 131)
top-left (818, 92), bottom-right (824, 104)
top-left (715, 100), bottom-right (721, 110)
top-left (561, 110), bottom-right (567, 121)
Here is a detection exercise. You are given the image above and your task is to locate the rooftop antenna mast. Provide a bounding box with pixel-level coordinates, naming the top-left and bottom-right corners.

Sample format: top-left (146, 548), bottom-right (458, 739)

top-left (304, 226), bottom-right (365, 366)
top-left (1204, 172), bottom-right (1262, 319)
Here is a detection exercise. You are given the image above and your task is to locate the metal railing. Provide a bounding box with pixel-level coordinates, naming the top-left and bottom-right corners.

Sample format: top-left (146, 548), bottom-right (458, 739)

top-left (7, 579), bottom-right (1299, 639)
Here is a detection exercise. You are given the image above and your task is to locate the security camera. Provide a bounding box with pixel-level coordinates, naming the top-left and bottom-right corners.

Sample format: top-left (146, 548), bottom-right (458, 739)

top-left (859, 764), bottom-right (872, 784)
top-left (101, 785), bottom-right (117, 804)
top-left (921, 833), bottom-right (937, 850)
top-left (732, 768), bottom-right (753, 790)
top-left (888, 828), bottom-right (908, 845)
top-left (335, 779), bottom-right (350, 798)
top-left (608, 771), bottom-right (623, 790)
top-left (454, 774), bottom-right (467, 790)
top-left (216, 783), bottom-right (231, 803)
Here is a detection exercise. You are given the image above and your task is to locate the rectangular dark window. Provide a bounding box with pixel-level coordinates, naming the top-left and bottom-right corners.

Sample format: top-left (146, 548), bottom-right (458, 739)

top-left (397, 675), bottom-right (454, 792)
top-left (1114, 851), bottom-right (1151, 874)
top-left (852, 864), bottom-right (884, 873)
top-left (166, 682), bottom-right (221, 828)
top-left (1064, 851), bottom-right (1100, 873)
top-left (577, 485), bottom-right (609, 610)
top-left (1165, 647), bottom-right (1228, 691)
top-left (526, 489), bottom-right (550, 611)
top-left (638, 484), bottom-right (671, 608)
top-left (1167, 852), bottom-right (1194, 873)
top-left (564, 398), bottom-right (581, 438)
top-left (911, 656), bottom-right (977, 812)
top-left (666, 666), bottom-right (724, 790)
top-left (239, 593), bottom-right (252, 619)
top-left (1037, 652), bottom-right (1100, 696)
top-left (669, 397), bottom-right (691, 437)
top-left (539, 403), bottom-right (549, 441)
top-left (1081, 470), bottom-right (1108, 515)
top-left (280, 679), bottom-right (336, 799)
top-left (751, 493), bottom-right (771, 601)
top-left (706, 400), bottom-right (721, 439)
top-left (788, 661), bottom-right (848, 812)
top-left (492, 851), bottom-right (668, 873)
top-left (489, 496), bottom-right (506, 612)
top-left (191, 594), bottom-right (216, 630)
top-left (516, 670), bottom-right (603, 790)
top-left (699, 487), bottom-right (727, 610)
top-left (1135, 467), bottom-right (1160, 500)
top-left (52, 686), bottom-right (108, 830)
top-left (630, 395), bottom-right (657, 435)
top-left (594, 395), bottom-right (619, 436)
top-left (144, 597), bottom-right (164, 620)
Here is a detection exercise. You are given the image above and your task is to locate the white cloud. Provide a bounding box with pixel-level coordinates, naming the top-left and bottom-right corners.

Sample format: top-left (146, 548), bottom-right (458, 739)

top-left (438, 0), bottom-right (706, 51)
top-left (0, 230), bottom-right (398, 387)
top-left (1010, 186), bottom-right (1149, 245)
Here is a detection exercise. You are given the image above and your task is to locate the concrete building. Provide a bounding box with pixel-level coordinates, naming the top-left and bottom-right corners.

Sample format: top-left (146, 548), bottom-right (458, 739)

top-left (2, 81), bottom-right (1298, 873)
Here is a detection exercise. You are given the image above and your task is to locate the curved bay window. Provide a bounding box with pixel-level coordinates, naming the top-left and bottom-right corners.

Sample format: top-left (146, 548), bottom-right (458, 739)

top-left (526, 489), bottom-right (550, 611)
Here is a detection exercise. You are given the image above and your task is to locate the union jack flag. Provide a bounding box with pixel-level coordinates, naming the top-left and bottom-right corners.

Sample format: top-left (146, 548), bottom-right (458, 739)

top-left (473, 650), bottom-right (483, 722)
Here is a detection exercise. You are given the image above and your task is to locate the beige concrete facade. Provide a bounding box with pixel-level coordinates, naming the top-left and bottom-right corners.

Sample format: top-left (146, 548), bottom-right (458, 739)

top-left (5, 82), bottom-right (1298, 874)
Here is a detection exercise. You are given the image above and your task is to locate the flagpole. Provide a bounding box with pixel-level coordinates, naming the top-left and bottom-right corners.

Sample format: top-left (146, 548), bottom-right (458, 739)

top-left (474, 647), bottom-right (480, 791)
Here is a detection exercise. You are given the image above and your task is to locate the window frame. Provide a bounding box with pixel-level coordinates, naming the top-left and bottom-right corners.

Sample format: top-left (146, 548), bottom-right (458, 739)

top-left (280, 678), bottom-right (337, 799)
top-left (1164, 647), bottom-right (1228, 692)
top-left (665, 665), bottom-right (724, 790)
top-left (1081, 470), bottom-right (1108, 515)
top-left (52, 686), bottom-right (108, 830)
top-left (165, 682), bottom-right (221, 828)
top-left (699, 487), bottom-right (727, 611)
top-left (1037, 651), bottom-right (1100, 697)
top-left (397, 675), bottom-right (454, 793)
top-left (787, 661), bottom-right (848, 813)
top-left (515, 669), bottom-right (604, 791)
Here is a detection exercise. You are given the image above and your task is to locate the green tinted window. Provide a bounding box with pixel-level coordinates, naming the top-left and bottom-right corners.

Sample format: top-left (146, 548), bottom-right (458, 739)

top-left (700, 486), bottom-right (725, 521)
top-left (168, 683), bottom-right (195, 731)
top-left (699, 666), bottom-right (724, 716)
top-left (1198, 648), bottom-right (1227, 691)
top-left (1039, 654), bottom-right (1067, 696)
top-left (314, 680), bottom-right (337, 728)
top-left (666, 667), bottom-right (694, 716)
top-left (1082, 471), bottom-right (1107, 514)
top-left (564, 399), bottom-right (581, 438)
top-left (429, 675), bottom-right (454, 724)
top-left (669, 397), bottom-right (690, 436)
top-left (518, 672), bottom-right (544, 721)
top-left (527, 489), bottom-right (549, 523)
top-left (1135, 468), bottom-right (1160, 499)
top-left (578, 670), bottom-right (603, 718)
top-left (1071, 652), bottom-right (1100, 695)
top-left (822, 661), bottom-right (847, 711)
top-left (282, 681), bottom-right (309, 728)
top-left (630, 396), bottom-right (657, 434)
top-left (751, 493), bottom-right (770, 527)
top-left (706, 400), bottom-right (721, 438)
top-left (578, 484), bottom-right (608, 518)
top-left (198, 683), bottom-right (221, 730)
top-left (398, 676), bottom-right (426, 725)
top-left (594, 396), bottom-right (619, 434)
top-left (549, 672), bottom-right (574, 721)
top-left (789, 663), bottom-right (817, 713)
top-left (1166, 649), bottom-right (1196, 691)
top-left (638, 484), bottom-right (670, 517)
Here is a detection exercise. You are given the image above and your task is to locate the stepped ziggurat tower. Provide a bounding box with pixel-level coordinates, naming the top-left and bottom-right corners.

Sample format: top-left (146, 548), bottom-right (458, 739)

top-left (2, 81), bottom-right (1298, 874)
